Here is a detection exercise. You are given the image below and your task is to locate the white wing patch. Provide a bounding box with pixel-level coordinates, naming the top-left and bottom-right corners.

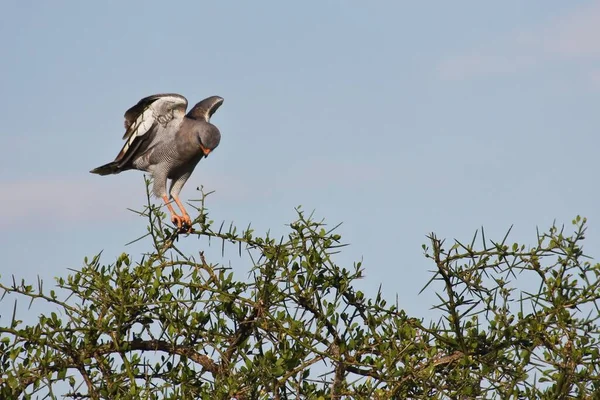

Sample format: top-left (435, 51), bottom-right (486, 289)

top-left (121, 107), bottom-right (156, 155)
top-left (118, 94), bottom-right (188, 160)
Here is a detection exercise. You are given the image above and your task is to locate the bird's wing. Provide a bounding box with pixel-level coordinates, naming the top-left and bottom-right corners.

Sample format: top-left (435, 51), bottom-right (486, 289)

top-left (114, 93), bottom-right (188, 165)
top-left (186, 96), bottom-right (224, 122)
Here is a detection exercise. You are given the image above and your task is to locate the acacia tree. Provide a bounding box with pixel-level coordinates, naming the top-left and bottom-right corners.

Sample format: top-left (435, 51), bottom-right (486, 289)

top-left (1, 184), bottom-right (600, 399)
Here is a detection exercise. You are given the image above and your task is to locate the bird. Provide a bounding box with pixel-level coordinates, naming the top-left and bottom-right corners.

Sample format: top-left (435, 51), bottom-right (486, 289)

top-left (90, 93), bottom-right (224, 231)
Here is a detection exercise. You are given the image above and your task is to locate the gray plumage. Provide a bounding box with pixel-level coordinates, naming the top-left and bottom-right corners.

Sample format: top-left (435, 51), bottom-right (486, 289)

top-left (91, 93), bottom-right (223, 229)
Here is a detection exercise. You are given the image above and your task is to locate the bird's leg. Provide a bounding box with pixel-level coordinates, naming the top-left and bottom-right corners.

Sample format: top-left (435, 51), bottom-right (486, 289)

top-left (161, 195), bottom-right (184, 230)
top-left (172, 195), bottom-right (192, 229)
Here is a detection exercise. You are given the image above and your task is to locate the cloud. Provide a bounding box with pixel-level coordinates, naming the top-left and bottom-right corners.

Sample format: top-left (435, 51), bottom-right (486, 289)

top-left (547, 5), bottom-right (600, 57)
top-left (437, 3), bottom-right (600, 80)
top-left (437, 54), bottom-right (536, 81)
top-left (0, 173), bottom-right (253, 228)
top-left (589, 69), bottom-right (600, 88)
top-left (0, 158), bottom-right (385, 229)
top-left (0, 157), bottom-right (383, 229)
top-left (0, 178), bottom-right (138, 226)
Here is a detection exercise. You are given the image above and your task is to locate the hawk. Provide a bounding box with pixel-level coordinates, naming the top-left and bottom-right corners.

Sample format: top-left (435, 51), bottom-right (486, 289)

top-left (91, 93), bottom-right (224, 231)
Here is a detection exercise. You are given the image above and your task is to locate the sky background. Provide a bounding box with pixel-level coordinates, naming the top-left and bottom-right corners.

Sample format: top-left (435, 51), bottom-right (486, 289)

top-left (1, 1), bottom-right (599, 323)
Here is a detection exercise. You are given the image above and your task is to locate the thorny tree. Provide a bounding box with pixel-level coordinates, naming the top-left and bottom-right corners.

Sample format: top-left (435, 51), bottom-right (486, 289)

top-left (1, 183), bottom-right (600, 399)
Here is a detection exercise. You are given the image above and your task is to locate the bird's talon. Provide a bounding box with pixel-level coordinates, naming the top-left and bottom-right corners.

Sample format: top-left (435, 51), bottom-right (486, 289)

top-left (181, 216), bottom-right (193, 233)
top-left (170, 214), bottom-right (193, 233)
top-left (171, 215), bottom-right (184, 230)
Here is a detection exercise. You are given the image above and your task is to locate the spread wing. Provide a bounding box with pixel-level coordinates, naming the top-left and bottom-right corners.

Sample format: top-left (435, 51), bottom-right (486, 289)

top-left (186, 96), bottom-right (224, 122)
top-left (114, 93), bottom-right (188, 166)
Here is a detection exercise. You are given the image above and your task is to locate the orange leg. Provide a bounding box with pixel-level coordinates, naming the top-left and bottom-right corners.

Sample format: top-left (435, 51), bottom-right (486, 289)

top-left (173, 195), bottom-right (192, 228)
top-left (161, 195), bottom-right (184, 230)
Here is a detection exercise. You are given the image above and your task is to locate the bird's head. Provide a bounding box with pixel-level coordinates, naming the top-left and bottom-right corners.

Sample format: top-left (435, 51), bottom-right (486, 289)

top-left (198, 124), bottom-right (221, 157)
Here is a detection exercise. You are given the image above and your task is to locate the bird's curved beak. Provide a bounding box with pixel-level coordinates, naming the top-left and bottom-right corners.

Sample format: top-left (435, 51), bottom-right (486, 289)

top-left (200, 144), bottom-right (211, 157)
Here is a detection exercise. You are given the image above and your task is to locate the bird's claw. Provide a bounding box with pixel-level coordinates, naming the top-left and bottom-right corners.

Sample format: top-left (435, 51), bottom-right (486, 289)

top-left (171, 214), bottom-right (193, 233)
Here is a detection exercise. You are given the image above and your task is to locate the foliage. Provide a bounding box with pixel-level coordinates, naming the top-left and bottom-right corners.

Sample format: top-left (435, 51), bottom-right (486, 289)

top-left (1, 184), bottom-right (600, 399)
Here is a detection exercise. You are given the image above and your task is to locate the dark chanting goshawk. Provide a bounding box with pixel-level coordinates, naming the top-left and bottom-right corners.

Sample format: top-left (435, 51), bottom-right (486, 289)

top-left (90, 93), bottom-right (224, 231)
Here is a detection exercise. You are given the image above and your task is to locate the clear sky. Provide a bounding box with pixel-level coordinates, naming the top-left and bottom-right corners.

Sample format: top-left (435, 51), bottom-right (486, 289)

top-left (1, 1), bottom-right (599, 321)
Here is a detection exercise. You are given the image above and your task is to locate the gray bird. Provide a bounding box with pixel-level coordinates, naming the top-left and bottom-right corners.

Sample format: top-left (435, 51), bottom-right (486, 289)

top-left (90, 93), bottom-right (223, 230)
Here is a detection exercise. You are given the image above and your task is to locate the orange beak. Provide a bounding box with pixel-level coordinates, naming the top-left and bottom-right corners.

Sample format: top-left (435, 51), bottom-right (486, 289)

top-left (201, 145), bottom-right (211, 157)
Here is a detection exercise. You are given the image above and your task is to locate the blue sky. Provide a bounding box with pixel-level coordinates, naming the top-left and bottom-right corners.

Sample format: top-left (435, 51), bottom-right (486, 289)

top-left (1, 1), bottom-right (599, 320)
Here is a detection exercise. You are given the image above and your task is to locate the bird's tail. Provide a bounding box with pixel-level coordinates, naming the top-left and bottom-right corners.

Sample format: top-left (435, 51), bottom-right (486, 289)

top-left (90, 161), bottom-right (122, 176)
